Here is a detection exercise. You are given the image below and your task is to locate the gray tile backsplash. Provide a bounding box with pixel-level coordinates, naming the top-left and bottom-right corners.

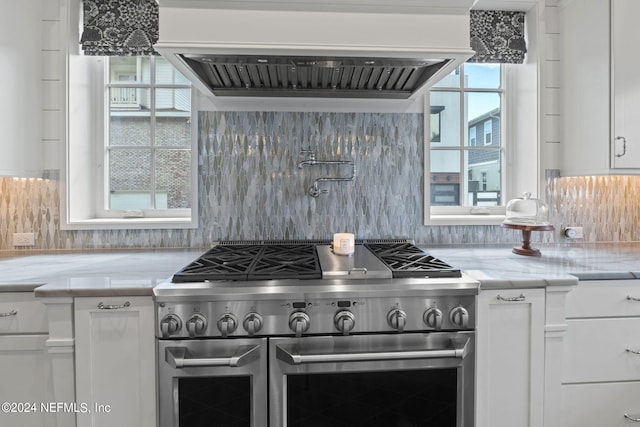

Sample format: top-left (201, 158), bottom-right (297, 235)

top-left (547, 175), bottom-right (640, 242)
top-left (1, 111), bottom-right (635, 251)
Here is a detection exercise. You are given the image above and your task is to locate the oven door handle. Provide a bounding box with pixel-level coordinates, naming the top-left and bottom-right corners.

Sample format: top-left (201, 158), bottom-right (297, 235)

top-left (276, 337), bottom-right (470, 365)
top-left (165, 345), bottom-right (260, 368)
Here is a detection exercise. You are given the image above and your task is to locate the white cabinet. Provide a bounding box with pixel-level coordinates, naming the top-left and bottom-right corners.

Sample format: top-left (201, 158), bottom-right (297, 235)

top-left (74, 297), bottom-right (156, 427)
top-left (476, 288), bottom-right (545, 427)
top-left (611, 0), bottom-right (640, 168)
top-left (562, 280), bottom-right (640, 427)
top-left (560, 0), bottom-right (640, 175)
top-left (0, 292), bottom-right (53, 427)
top-left (0, 1), bottom-right (43, 178)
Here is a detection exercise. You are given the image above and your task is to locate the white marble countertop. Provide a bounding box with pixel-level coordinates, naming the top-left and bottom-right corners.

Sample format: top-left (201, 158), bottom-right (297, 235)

top-left (426, 243), bottom-right (640, 289)
top-left (0, 249), bottom-right (203, 297)
top-left (0, 243), bottom-right (638, 297)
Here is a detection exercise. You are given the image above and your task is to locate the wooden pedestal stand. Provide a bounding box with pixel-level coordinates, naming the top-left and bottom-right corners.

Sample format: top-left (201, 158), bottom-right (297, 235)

top-left (501, 223), bottom-right (555, 256)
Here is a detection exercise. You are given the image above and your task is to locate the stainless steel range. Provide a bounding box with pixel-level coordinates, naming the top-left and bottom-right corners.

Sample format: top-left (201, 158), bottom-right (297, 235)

top-left (154, 239), bottom-right (478, 427)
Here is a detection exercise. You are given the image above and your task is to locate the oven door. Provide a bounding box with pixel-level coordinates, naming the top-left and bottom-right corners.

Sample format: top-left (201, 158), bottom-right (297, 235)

top-left (269, 331), bottom-right (474, 427)
top-left (158, 338), bottom-right (267, 427)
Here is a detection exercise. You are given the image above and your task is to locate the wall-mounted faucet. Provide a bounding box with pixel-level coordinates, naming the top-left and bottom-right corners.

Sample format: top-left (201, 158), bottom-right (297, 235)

top-left (297, 150), bottom-right (317, 169)
top-left (297, 149), bottom-right (356, 197)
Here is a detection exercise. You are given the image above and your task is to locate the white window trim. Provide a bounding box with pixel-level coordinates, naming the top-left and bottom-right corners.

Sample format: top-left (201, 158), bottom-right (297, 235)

top-left (424, 63), bottom-right (539, 226)
top-left (61, 2), bottom-right (198, 230)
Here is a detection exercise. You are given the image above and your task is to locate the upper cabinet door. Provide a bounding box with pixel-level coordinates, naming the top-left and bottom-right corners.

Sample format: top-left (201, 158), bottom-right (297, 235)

top-left (0, 1), bottom-right (43, 178)
top-left (560, 0), bottom-right (611, 176)
top-left (560, 0), bottom-right (640, 175)
top-left (612, 0), bottom-right (640, 169)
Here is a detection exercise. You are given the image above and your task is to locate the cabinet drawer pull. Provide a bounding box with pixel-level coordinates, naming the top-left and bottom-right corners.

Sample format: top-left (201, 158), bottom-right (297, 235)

top-left (624, 414), bottom-right (640, 422)
top-left (626, 348), bottom-right (640, 355)
top-left (0, 309), bottom-right (17, 317)
top-left (627, 296), bottom-right (640, 302)
top-left (496, 294), bottom-right (526, 302)
top-left (97, 301), bottom-right (131, 310)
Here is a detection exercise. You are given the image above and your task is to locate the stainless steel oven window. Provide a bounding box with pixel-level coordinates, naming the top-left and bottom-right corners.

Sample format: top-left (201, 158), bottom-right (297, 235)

top-left (158, 339), bottom-right (268, 427)
top-left (269, 332), bottom-right (474, 427)
top-left (286, 369), bottom-right (458, 426)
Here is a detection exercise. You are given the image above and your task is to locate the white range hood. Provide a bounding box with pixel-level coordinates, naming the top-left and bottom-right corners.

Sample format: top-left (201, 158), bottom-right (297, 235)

top-left (156, 0), bottom-right (476, 99)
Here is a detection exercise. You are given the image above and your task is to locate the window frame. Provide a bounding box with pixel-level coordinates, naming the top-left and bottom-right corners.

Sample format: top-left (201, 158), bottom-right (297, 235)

top-left (424, 64), bottom-right (510, 225)
top-left (63, 46), bottom-right (198, 230)
top-left (97, 56), bottom-right (193, 220)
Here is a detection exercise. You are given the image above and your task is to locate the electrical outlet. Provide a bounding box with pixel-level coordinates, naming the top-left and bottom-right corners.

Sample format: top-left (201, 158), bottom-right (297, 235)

top-left (13, 232), bottom-right (35, 246)
top-left (563, 227), bottom-right (584, 239)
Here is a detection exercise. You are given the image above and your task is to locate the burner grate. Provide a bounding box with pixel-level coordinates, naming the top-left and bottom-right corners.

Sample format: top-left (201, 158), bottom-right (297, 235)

top-left (173, 243), bottom-right (322, 282)
top-left (365, 243), bottom-right (461, 278)
top-left (172, 245), bottom-right (264, 282)
top-left (249, 244), bottom-right (321, 280)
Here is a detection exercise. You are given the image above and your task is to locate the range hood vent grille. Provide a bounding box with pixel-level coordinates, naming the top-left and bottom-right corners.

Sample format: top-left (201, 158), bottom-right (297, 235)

top-left (180, 55), bottom-right (450, 99)
top-left (156, 0), bottom-right (476, 100)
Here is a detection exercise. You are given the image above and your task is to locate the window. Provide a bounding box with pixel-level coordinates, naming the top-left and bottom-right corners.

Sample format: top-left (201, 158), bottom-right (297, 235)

top-left (104, 56), bottom-right (192, 214)
top-left (426, 63), bottom-right (506, 223)
top-left (430, 106), bottom-right (445, 142)
top-left (484, 120), bottom-right (492, 145)
top-left (65, 52), bottom-right (197, 229)
top-left (64, 0), bottom-right (196, 229)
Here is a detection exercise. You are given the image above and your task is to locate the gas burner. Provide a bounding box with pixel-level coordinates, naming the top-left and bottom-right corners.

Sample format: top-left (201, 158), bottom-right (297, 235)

top-left (172, 244), bottom-right (263, 282)
top-left (249, 244), bottom-right (321, 280)
top-left (172, 243), bottom-right (322, 283)
top-left (365, 242), bottom-right (461, 278)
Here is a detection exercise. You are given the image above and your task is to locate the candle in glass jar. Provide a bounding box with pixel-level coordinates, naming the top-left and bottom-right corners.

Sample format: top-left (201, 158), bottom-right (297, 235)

top-left (333, 233), bottom-right (355, 255)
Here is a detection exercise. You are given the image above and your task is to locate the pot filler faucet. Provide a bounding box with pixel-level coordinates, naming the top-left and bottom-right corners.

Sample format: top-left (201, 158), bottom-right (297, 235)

top-left (297, 149), bottom-right (356, 197)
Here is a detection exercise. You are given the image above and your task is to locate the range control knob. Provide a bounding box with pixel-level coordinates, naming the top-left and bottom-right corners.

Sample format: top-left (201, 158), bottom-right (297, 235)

top-left (387, 308), bottom-right (407, 332)
top-left (217, 313), bottom-right (238, 337)
top-left (243, 313), bottom-right (263, 336)
top-left (449, 306), bottom-right (470, 329)
top-left (334, 310), bottom-right (355, 335)
top-left (423, 307), bottom-right (443, 330)
top-left (289, 312), bottom-right (310, 338)
top-left (186, 313), bottom-right (207, 337)
top-left (160, 314), bottom-right (182, 337)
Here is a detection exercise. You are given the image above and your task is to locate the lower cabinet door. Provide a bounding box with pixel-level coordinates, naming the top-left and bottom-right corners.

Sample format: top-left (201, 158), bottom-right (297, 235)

top-left (74, 297), bottom-right (156, 427)
top-left (0, 335), bottom-right (54, 427)
top-left (564, 382), bottom-right (640, 427)
top-left (476, 288), bottom-right (545, 427)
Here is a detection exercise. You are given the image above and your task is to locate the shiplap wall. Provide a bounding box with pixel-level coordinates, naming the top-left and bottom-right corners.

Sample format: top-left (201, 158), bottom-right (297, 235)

top-left (41, 0), bottom-right (64, 176)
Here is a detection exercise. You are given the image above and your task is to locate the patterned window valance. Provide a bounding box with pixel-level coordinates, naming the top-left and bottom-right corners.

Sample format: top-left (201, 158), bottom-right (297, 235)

top-left (469, 10), bottom-right (527, 64)
top-left (80, 0), bottom-right (159, 56)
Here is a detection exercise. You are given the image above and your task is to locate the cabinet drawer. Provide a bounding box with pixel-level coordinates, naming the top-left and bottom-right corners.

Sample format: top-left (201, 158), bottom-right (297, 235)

top-left (0, 292), bottom-right (47, 334)
top-left (564, 318), bottom-right (640, 383)
top-left (566, 280), bottom-right (640, 318)
top-left (564, 382), bottom-right (640, 427)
